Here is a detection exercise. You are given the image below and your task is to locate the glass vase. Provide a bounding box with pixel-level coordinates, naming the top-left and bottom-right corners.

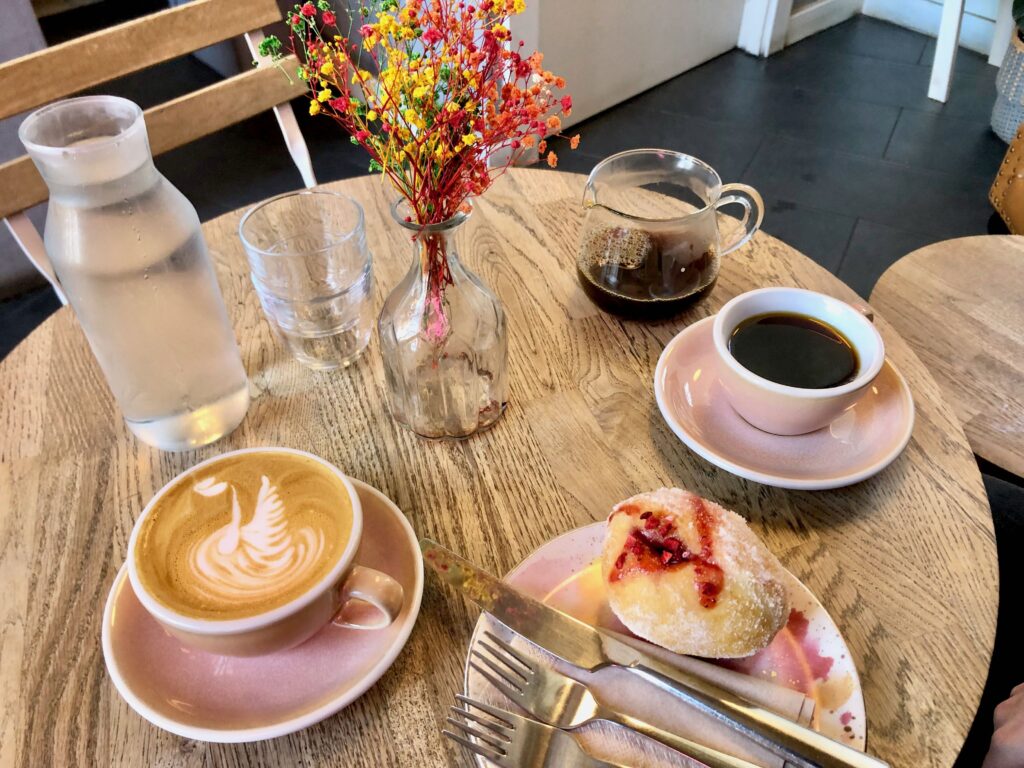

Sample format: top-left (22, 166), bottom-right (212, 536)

top-left (378, 200), bottom-right (507, 438)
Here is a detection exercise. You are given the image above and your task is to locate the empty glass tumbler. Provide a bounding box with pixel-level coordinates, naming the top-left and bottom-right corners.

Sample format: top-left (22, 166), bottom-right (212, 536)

top-left (239, 191), bottom-right (373, 370)
top-left (19, 95), bottom-right (249, 451)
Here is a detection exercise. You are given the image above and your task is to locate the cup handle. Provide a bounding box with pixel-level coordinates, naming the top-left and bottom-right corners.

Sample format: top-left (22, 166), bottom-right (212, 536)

top-left (715, 183), bottom-right (764, 256)
top-left (331, 565), bottom-right (404, 630)
top-left (847, 299), bottom-right (875, 322)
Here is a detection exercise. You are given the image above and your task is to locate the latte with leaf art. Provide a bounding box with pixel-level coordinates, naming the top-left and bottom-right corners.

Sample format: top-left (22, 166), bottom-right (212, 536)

top-left (134, 451), bottom-right (354, 621)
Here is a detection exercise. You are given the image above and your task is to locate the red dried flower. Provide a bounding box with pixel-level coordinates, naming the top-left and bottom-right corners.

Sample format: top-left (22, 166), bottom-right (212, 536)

top-left (270, 0), bottom-right (577, 231)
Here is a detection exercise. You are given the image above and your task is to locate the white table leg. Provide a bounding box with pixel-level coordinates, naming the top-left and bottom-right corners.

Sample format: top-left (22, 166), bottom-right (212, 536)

top-left (990, 0), bottom-right (1014, 67)
top-left (929, 0), bottom-right (965, 103)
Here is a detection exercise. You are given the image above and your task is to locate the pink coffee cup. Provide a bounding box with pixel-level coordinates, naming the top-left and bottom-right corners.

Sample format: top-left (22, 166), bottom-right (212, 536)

top-left (712, 287), bottom-right (885, 436)
top-left (126, 447), bottom-right (404, 657)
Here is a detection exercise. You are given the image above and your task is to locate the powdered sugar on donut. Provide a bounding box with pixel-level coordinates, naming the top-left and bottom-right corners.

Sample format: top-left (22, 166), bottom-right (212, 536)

top-left (603, 488), bottom-right (789, 658)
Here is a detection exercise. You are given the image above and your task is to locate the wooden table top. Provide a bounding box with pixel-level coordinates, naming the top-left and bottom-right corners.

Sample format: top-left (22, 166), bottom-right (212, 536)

top-left (871, 235), bottom-right (1024, 479)
top-left (0, 169), bottom-right (997, 768)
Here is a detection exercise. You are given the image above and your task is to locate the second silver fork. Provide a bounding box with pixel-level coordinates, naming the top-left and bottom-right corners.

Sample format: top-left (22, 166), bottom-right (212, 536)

top-left (471, 630), bottom-right (762, 768)
top-left (446, 694), bottom-right (631, 768)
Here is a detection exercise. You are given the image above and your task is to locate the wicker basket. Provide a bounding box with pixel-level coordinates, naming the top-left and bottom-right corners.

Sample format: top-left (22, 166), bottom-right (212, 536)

top-left (993, 30), bottom-right (1024, 143)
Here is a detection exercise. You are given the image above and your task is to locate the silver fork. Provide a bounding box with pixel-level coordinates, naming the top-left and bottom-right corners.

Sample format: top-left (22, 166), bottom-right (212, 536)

top-left (472, 631), bottom-right (762, 768)
top-left (445, 694), bottom-right (630, 768)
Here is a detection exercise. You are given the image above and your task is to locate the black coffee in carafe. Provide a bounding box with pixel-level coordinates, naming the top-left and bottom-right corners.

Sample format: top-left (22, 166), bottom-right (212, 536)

top-left (576, 225), bottom-right (719, 318)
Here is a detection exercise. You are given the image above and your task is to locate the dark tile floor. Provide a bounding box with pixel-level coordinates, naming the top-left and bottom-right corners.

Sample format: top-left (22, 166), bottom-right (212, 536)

top-left (1, 13), bottom-right (1021, 764)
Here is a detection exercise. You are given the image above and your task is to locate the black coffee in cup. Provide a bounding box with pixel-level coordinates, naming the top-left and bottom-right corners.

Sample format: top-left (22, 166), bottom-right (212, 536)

top-left (728, 312), bottom-right (858, 389)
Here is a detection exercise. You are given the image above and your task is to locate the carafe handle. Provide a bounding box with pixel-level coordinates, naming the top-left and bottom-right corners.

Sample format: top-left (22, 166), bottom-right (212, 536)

top-left (715, 183), bottom-right (764, 256)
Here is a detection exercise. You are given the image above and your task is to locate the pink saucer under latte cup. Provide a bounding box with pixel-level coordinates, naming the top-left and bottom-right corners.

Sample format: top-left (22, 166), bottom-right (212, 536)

top-left (712, 288), bottom-right (885, 436)
top-left (126, 447), bottom-right (404, 657)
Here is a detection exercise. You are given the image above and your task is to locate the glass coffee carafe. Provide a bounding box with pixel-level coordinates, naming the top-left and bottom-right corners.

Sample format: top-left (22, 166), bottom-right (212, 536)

top-left (577, 149), bottom-right (764, 318)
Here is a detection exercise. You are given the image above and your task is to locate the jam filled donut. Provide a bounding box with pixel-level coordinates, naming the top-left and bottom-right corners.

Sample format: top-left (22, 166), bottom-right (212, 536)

top-left (601, 488), bottom-right (789, 658)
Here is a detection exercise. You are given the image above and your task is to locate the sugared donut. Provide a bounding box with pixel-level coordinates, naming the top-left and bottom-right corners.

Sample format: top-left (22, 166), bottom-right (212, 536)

top-left (601, 488), bottom-right (789, 658)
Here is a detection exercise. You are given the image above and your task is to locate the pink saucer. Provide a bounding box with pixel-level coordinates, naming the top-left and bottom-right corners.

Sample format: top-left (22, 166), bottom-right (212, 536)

top-left (102, 479), bottom-right (423, 743)
top-left (654, 316), bottom-right (914, 490)
top-left (465, 523), bottom-right (867, 767)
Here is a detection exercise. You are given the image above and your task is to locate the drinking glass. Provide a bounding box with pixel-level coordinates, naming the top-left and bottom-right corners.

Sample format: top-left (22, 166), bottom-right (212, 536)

top-left (239, 190), bottom-right (373, 370)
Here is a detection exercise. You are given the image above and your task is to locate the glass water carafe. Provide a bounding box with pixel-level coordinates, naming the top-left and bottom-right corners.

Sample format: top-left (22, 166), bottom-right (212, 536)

top-left (19, 96), bottom-right (249, 451)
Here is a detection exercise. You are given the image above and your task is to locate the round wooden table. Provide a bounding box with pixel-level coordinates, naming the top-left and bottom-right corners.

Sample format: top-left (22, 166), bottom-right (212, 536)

top-left (0, 169), bottom-right (997, 767)
top-left (871, 235), bottom-right (1024, 479)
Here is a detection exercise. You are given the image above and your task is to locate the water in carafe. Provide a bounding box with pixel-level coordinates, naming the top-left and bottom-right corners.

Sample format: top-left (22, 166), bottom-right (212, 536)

top-left (20, 96), bottom-right (248, 450)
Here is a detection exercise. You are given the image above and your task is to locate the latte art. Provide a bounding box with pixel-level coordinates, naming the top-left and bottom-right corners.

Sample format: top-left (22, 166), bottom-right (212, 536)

top-left (187, 475), bottom-right (328, 606)
top-left (134, 451), bottom-right (354, 621)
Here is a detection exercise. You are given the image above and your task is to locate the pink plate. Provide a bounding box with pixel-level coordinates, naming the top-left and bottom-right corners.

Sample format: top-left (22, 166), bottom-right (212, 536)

top-left (654, 316), bottom-right (915, 490)
top-left (102, 479), bottom-right (423, 743)
top-left (465, 523), bottom-right (867, 767)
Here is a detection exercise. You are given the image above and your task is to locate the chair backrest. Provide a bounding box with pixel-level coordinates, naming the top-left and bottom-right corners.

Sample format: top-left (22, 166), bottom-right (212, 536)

top-left (0, 0), bottom-right (315, 302)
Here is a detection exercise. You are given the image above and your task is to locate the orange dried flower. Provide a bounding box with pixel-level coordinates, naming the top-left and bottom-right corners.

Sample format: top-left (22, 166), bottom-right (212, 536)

top-left (262, 0), bottom-right (579, 227)
top-left (546, 151), bottom-right (558, 168)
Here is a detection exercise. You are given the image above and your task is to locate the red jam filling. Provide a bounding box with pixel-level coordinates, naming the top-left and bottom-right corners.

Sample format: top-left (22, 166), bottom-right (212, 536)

top-left (609, 498), bottom-right (724, 608)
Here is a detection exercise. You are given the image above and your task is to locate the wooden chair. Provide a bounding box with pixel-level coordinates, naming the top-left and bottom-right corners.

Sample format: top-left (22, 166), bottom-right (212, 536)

top-left (0, 0), bottom-right (315, 304)
top-left (929, 0), bottom-right (1013, 102)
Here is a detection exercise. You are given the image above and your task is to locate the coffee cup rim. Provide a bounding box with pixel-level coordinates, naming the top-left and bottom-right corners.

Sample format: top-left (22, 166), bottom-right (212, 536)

top-left (126, 446), bottom-right (364, 636)
top-left (712, 287), bottom-right (885, 399)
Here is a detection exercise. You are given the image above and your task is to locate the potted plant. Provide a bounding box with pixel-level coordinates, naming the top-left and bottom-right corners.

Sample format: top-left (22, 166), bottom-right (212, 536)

top-left (992, 0), bottom-right (1024, 142)
top-left (261, 0), bottom-right (577, 438)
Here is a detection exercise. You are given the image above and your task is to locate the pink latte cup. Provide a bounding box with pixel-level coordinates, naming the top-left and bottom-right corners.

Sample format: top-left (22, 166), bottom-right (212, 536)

top-left (712, 288), bottom-right (885, 436)
top-left (126, 447), bottom-right (404, 657)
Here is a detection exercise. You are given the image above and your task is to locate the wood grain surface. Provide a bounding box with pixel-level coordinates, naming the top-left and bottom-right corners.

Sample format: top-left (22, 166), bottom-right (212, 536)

top-left (871, 235), bottom-right (1024, 478)
top-left (0, 169), bottom-right (996, 768)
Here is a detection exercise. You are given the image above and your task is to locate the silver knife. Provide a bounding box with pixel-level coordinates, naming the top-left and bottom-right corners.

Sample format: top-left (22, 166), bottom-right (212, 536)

top-left (422, 539), bottom-right (890, 768)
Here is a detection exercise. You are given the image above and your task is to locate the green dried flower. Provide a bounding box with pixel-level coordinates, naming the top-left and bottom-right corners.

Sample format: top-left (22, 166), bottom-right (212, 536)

top-left (258, 35), bottom-right (284, 60)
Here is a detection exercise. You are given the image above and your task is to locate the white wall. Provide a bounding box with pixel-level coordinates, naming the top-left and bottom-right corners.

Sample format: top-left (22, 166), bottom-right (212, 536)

top-left (863, 0), bottom-right (999, 54)
top-left (511, 0), bottom-right (746, 127)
